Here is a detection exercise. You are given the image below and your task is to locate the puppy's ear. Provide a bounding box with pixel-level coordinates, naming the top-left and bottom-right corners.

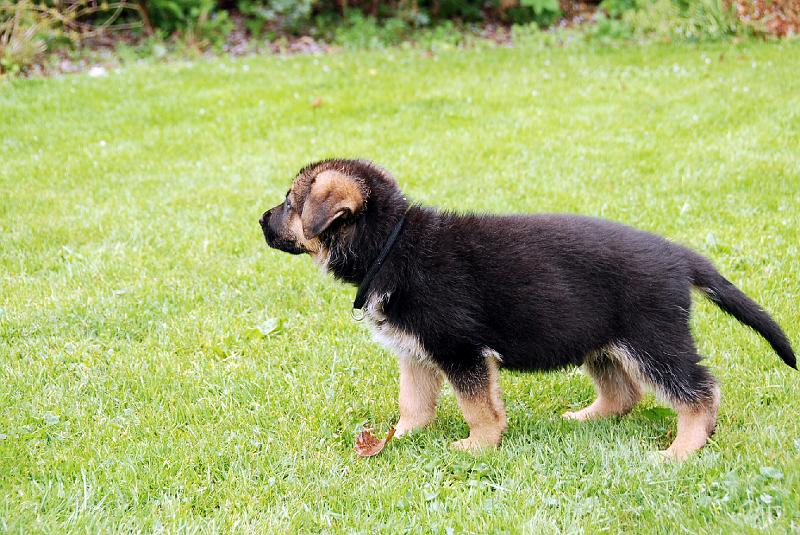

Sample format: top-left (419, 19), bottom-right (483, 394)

top-left (301, 170), bottom-right (365, 239)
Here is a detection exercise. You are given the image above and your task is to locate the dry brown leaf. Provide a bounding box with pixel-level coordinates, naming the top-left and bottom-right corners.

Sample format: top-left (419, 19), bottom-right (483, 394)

top-left (354, 426), bottom-right (395, 457)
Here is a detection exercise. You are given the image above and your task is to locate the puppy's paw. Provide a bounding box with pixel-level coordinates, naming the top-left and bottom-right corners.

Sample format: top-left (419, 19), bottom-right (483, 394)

top-left (562, 404), bottom-right (617, 421)
top-left (659, 447), bottom-right (691, 462)
top-left (394, 425), bottom-right (413, 438)
top-left (394, 418), bottom-right (427, 437)
top-left (449, 437), bottom-right (497, 452)
top-left (562, 409), bottom-right (593, 421)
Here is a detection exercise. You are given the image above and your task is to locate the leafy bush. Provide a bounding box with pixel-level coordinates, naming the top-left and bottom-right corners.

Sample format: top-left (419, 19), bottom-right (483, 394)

top-left (329, 11), bottom-right (408, 49)
top-left (594, 0), bottom-right (749, 41)
top-left (327, 14), bottom-right (472, 50)
top-left (236, 0), bottom-right (315, 35)
top-left (141, 0), bottom-right (550, 40)
top-left (519, 0), bottom-right (562, 25)
top-left (122, 0), bottom-right (233, 50)
top-left (599, 0), bottom-right (642, 18)
top-left (320, 1), bottom-right (561, 32)
top-left (141, 0), bottom-right (205, 33)
top-left (3, 0), bottom-right (797, 78)
top-left (434, 0), bottom-right (485, 21)
top-left (671, 0), bottom-right (744, 39)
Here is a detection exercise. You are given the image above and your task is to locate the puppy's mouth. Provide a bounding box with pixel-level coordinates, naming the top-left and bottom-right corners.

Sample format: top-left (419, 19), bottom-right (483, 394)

top-left (261, 225), bottom-right (306, 255)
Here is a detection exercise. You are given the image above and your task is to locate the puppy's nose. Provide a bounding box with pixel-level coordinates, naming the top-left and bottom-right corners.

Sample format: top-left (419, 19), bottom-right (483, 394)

top-left (259, 209), bottom-right (271, 226)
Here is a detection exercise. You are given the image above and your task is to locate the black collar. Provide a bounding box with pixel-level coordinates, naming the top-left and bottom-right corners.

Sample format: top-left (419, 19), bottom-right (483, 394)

top-left (352, 209), bottom-right (409, 312)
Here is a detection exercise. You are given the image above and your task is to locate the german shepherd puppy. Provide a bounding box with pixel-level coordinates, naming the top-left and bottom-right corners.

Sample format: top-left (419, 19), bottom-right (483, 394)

top-left (260, 159), bottom-right (795, 460)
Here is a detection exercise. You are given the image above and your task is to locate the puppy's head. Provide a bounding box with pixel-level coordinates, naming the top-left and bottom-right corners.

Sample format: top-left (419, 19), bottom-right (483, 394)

top-left (260, 160), bottom-right (387, 262)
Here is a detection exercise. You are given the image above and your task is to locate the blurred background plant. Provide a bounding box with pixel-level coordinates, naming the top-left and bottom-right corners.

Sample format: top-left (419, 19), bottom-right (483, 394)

top-left (590, 0), bottom-right (800, 42)
top-left (591, 0), bottom-right (751, 41)
top-left (1, 1), bottom-right (47, 75)
top-left (730, 0), bottom-right (800, 36)
top-left (2, 0), bottom-right (798, 77)
top-left (1, 0), bottom-right (139, 75)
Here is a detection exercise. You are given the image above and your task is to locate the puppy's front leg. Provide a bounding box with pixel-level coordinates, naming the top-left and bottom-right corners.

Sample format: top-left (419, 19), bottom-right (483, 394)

top-left (395, 357), bottom-right (443, 436)
top-left (449, 355), bottom-right (507, 451)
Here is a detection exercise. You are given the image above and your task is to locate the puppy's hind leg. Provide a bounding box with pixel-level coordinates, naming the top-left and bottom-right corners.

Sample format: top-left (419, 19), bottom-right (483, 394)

top-left (563, 350), bottom-right (641, 421)
top-left (665, 385), bottom-right (720, 461)
top-left (658, 355), bottom-right (720, 461)
top-left (447, 354), bottom-right (507, 451)
top-left (617, 335), bottom-right (720, 461)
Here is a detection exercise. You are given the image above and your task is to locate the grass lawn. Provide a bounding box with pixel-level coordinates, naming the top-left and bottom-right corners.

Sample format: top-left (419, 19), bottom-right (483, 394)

top-left (1, 39), bottom-right (799, 533)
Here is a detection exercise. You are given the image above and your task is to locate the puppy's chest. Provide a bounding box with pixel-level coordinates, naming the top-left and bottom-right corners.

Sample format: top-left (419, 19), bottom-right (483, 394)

top-left (363, 293), bottom-right (431, 363)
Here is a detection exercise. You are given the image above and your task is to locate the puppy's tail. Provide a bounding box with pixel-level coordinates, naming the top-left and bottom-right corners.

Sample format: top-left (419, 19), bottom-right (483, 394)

top-left (688, 251), bottom-right (796, 369)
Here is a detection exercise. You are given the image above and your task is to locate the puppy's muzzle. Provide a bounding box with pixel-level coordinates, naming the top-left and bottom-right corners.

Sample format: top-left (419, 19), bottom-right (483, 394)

top-left (260, 209), bottom-right (277, 245)
top-left (259, 209), bottom-right (272, 228)
top-left (260, 208), bottom-right (305, 255)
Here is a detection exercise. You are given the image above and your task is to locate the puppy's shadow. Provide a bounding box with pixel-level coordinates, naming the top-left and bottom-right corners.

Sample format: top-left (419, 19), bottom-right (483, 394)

top-left (512, 405), bottom-right (677, 453)
top-left (416, 403), bottom-right (677, 456)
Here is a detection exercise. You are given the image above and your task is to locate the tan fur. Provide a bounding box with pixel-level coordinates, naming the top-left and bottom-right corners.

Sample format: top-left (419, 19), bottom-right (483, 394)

top-left (272, 166), bottom-right (365, 263)
top-left (564, 343), bottom-right (720, 460)
top-left (663, 386), bottom-right (720, 461)
top-left (451, 356), bottom-right (507, 451)
top-left (395, 357), bottom-right (443, 436)
top-left (563, 351), bottom-right (641, 421)
top-left (300, 170), bottom-right (364, 239)
top-left (313, 169), bottom-right (363, 202)
top-left (287, 212), bottom-right (324, 256)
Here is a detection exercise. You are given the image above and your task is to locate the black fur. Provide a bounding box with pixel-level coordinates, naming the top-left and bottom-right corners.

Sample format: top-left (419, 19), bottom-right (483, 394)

top-left (261, 159), bottom-right (795, 409)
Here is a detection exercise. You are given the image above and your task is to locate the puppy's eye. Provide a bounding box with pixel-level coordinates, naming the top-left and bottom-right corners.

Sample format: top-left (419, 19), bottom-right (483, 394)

top-left (285, 197), bottom-right (292, 210)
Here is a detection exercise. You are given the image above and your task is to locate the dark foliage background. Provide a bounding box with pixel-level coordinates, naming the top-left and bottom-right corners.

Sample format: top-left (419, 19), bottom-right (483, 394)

top-left (2, 0), bottom-right (797, 76)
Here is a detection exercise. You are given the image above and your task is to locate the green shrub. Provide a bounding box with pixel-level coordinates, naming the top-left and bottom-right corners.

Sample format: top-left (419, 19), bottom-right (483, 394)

top-left (330, 11), bottom-right (408, 49)
top-left (594, 0), bottom-right (748, 41)
top-left (236, 0), bottom-right (315, 35)
top-left (414, 19), bottom-right (466, 48)
top-left (502, 0), bottom-right (562, 26)
top-left (320, 1), bottom-right (561, 34)
top-left (618, 0), bottom-right (682, 39)
top-left (676, 0), bottom-right (744, 39)
top-left (138, 0), bottom-right (235, 50)
top-left (434, 0), bottom-right (485, 21)
top-left (2, 0), bottom-right (780, 78)
top-left (599, 0), bottom-right (642, 18)
top-left (143, 0), bottom-right (216, 33)
top-left (520, 0), bottom-right (562, 24)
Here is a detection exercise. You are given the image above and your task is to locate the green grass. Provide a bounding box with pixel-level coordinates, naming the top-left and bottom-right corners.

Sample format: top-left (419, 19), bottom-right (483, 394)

top-left (1, 40), bottom-right (799, 533)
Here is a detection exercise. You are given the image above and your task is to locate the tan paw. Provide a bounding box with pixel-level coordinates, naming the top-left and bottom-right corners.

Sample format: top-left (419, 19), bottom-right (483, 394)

top-left (394, 424), bottom-right (413, 438)
top-left (562, 409), bottom-right (596, 421)
top-left (449, 437), bottom-right (497, 452)
top-left (660, 447), bottom-right (691, 462)
top-left (394, 418), bottom-right (428, 437)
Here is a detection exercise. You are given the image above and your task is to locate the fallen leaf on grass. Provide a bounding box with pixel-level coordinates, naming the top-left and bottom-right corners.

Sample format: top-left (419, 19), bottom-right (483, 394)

top-left (246, 317), bottom-right (284, 339)
top-left (354, 426), bottom-right (395, 457)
